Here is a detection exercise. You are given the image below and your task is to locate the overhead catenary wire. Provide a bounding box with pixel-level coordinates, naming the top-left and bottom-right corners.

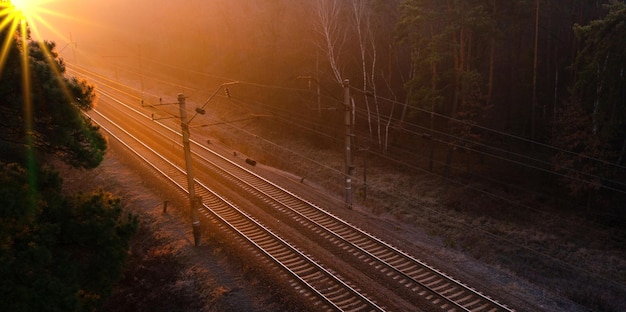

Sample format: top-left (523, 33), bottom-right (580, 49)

top-left (106, 58), bottom-right (341, 144)
top-left (68, 57), bottom-right (624, 213)
top-left (109, 56), bottom-right (626, 180)
top-left (91, 58), bottom-right (624, 224)
top-left (68, 58), bottom-right (624, 221)
top-left (350, 85), bottom-right (626, 172)
top-left (69, 59), bottom-right (626, 200)
top-left (73, 34), bottom-right (625, 186)
top-left (66, 60), bottom-right (626, 292)
top-left (70, 62), bottom-right (348, 179)
top-left (348, 101), bottom-right (626, 194)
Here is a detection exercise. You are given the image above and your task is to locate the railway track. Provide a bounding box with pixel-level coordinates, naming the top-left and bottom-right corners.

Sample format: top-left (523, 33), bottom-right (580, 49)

top-left (187, 141), bottom-right (514, 312)
top-left (88, 100), bottom-right (386, 311)
top-left (73, 63), bottom-right (515, 311)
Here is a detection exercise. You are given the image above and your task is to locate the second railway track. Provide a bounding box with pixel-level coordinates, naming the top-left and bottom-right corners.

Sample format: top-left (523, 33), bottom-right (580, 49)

top-left (88, 98), bottom-right (386, 311)
top-left (74, 63), bottom-right (514, 311)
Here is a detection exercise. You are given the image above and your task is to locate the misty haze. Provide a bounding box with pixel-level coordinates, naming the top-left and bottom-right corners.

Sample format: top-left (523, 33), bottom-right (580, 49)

top-left (1, 1), bottom-right (625, 311)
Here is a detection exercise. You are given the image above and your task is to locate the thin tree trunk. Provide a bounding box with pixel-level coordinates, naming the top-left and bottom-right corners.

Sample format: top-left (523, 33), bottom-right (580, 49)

top-left (314, 0), bottom-right (345, 84)
top-left (370, 33), bottom-right (381, 150)
top-left (351, 0), bottom-right (375, 145)
top-left (452, 27), bottom-right (461, 117)
top-left (384, 101), bottom-right (395, 155)
top-left (487, 0), bottom-right (496, 107)
top-left (532, 0), bottom-right (539, 141)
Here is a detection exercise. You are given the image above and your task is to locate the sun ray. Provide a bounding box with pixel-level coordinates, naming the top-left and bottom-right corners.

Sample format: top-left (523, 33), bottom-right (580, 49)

top-left (28, 13), bottom-right (67, 42)
top-left (1, 0), bottom-right (86, 99)
top-left (1, 0), bottom-right (89, 177)
top-left (0, 17), bottom-right (19, 74)
top-left (17, 15), bottom-right (39, 197)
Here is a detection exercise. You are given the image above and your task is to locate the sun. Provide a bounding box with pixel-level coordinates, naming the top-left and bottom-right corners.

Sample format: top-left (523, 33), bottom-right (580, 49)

top-left (1, 0), bottom-right (34, 22)
top-left (1, 0), bottom-right (67, 101)
top-left (2, 0), bottom-right (52, 28)
top-left (12, 0), bottom-right (31, 13)
top-left (1, 0), bottom-right (61, 32)
top-left (1, 0), bottom-right (56, 61)
top-left (0, 0), bottom-right (75, 95)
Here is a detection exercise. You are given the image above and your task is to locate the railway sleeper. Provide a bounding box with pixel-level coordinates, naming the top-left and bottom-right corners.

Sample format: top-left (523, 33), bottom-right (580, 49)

top-left (445, 291), bottom-right (470, 302)
top-left (289, 262), bottom-right (313, 273)
top-left (469, 302), bottom-right (494, 312)
top-left (301, 271), bottom-right (325, 282)
top-left (273, 249), bottom-right (294, 259)
top-left (324, 287), bottom-right (348, 300)
top-left (395, 262), bottom-right (418, 272)
top-left (424, 278), bottom-right (447, 288)
top-left (415, 270), bottom-right (434, 280)
top-left (430, 282), bottom-right (451, 293)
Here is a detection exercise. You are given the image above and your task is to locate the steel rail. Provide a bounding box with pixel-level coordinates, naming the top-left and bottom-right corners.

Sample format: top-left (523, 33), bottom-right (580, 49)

top-left (75, 63), bottom-right (515, 311)
top-left (188, 138), bottom-right (514, 312)
top-left (87, 104), bottom-right (385, 311)
top-left (98, 89), bottom-right (513, 312)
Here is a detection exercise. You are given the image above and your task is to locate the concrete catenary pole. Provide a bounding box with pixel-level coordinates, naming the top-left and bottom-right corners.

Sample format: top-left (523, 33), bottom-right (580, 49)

top-left (343, 79), bottom-right (353, 208)
top-left (178, 93), bottom-right (202, 246)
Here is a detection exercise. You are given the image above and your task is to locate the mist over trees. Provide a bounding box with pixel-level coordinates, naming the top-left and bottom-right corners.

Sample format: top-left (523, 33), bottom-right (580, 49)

top-left (45, 0), bottom-right (625, 210)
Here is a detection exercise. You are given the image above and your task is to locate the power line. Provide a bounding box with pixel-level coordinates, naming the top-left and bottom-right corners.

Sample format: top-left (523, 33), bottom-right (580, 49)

top-left (74, 58), bottom-right (626, 201)
top-left (350, 86), bottom-right (626, 172)
top-left (349, 103), bottom-right (626, 194)
top-left (67, 61), bottom-right (626, 291)
top-left (71, 58), bottom-right (626, 202)
top-left (71, 62), bottom-right (347, 179)
top-left (69, 57), bottom-right (626, 215)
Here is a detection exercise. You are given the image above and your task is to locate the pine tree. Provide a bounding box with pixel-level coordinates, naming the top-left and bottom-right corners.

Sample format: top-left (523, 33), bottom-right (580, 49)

top-left (0, 14), bottom-right (137, 312)
top-left (554, 0), bottom-right (626, 204)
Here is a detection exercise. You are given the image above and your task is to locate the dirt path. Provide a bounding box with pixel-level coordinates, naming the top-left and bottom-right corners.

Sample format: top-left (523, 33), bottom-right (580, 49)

top-left (61, 144), bottom-right (299, 311)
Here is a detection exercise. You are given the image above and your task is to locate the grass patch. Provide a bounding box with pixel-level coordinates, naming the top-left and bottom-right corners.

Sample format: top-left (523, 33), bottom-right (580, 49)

top-left (202, 100), bottom-right (626, 311)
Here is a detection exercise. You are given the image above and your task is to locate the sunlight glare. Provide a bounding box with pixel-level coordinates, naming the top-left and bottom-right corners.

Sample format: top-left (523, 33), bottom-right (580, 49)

top-left (1, 0), bottom-right (60, 73)
top-left (12, 0), bottom-right (30, 12)
top-left (1, 0), bottom-right (79, 163)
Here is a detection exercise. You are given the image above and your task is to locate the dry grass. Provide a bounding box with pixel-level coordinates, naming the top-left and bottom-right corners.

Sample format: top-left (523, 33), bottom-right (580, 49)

top-left (202, 100), bottom-right (626, 312)
top-left (56, 142), bottom-right (310, 311)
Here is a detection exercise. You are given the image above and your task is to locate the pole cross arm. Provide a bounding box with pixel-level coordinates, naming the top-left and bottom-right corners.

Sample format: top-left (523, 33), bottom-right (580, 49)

top-left (188, 81), bottom-right (239, 124)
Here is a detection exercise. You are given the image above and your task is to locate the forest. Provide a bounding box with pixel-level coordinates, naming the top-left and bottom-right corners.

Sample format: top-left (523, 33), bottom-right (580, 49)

top-left (2, 0), bottom-right (625, 310)
top-left (69, 0), bottom-right (626, 212)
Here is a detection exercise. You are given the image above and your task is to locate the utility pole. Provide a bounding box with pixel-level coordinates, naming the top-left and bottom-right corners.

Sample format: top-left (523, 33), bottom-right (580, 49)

top-left (531, 0), bottom-right (539, 144)
top-left (343, 79), bottom-right (354, 208)
top-left (316, 50), bottom-right (321, 114)
top-left (138, 45), bottom-right (144, 98)
top-left (362, 147), bottom-right (368, 200)
top-left (178, 93), bottom-right (202, 246)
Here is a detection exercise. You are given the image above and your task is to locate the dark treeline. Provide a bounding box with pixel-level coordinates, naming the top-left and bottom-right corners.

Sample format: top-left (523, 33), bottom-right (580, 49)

top-left (71, 0), bottom-right (625, 211)
top-left (0, 6), bottom-right (138, 310)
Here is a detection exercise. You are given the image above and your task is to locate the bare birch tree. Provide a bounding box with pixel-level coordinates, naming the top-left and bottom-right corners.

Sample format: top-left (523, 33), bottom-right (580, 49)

top-left (350, 0), bottom-right (387, 152)
top-left (313, 0), bottom-right (346, 84)
top-left (350, 0), bottom-right (374, 145)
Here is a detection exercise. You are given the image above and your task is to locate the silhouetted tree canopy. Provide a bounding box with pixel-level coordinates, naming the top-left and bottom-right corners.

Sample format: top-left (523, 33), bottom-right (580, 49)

top-left (0, 29), bottom-right (105, 169)
top-left (0, 162), bottom-right (138, 312)
top-left (553, 0), bottom-right (626, 197)
top-left (0, 19), bottom-right (137, 312)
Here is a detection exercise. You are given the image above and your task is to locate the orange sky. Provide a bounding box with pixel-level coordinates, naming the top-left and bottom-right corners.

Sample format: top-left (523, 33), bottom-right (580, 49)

top-left (30, 1), bottom-right (276, 60)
